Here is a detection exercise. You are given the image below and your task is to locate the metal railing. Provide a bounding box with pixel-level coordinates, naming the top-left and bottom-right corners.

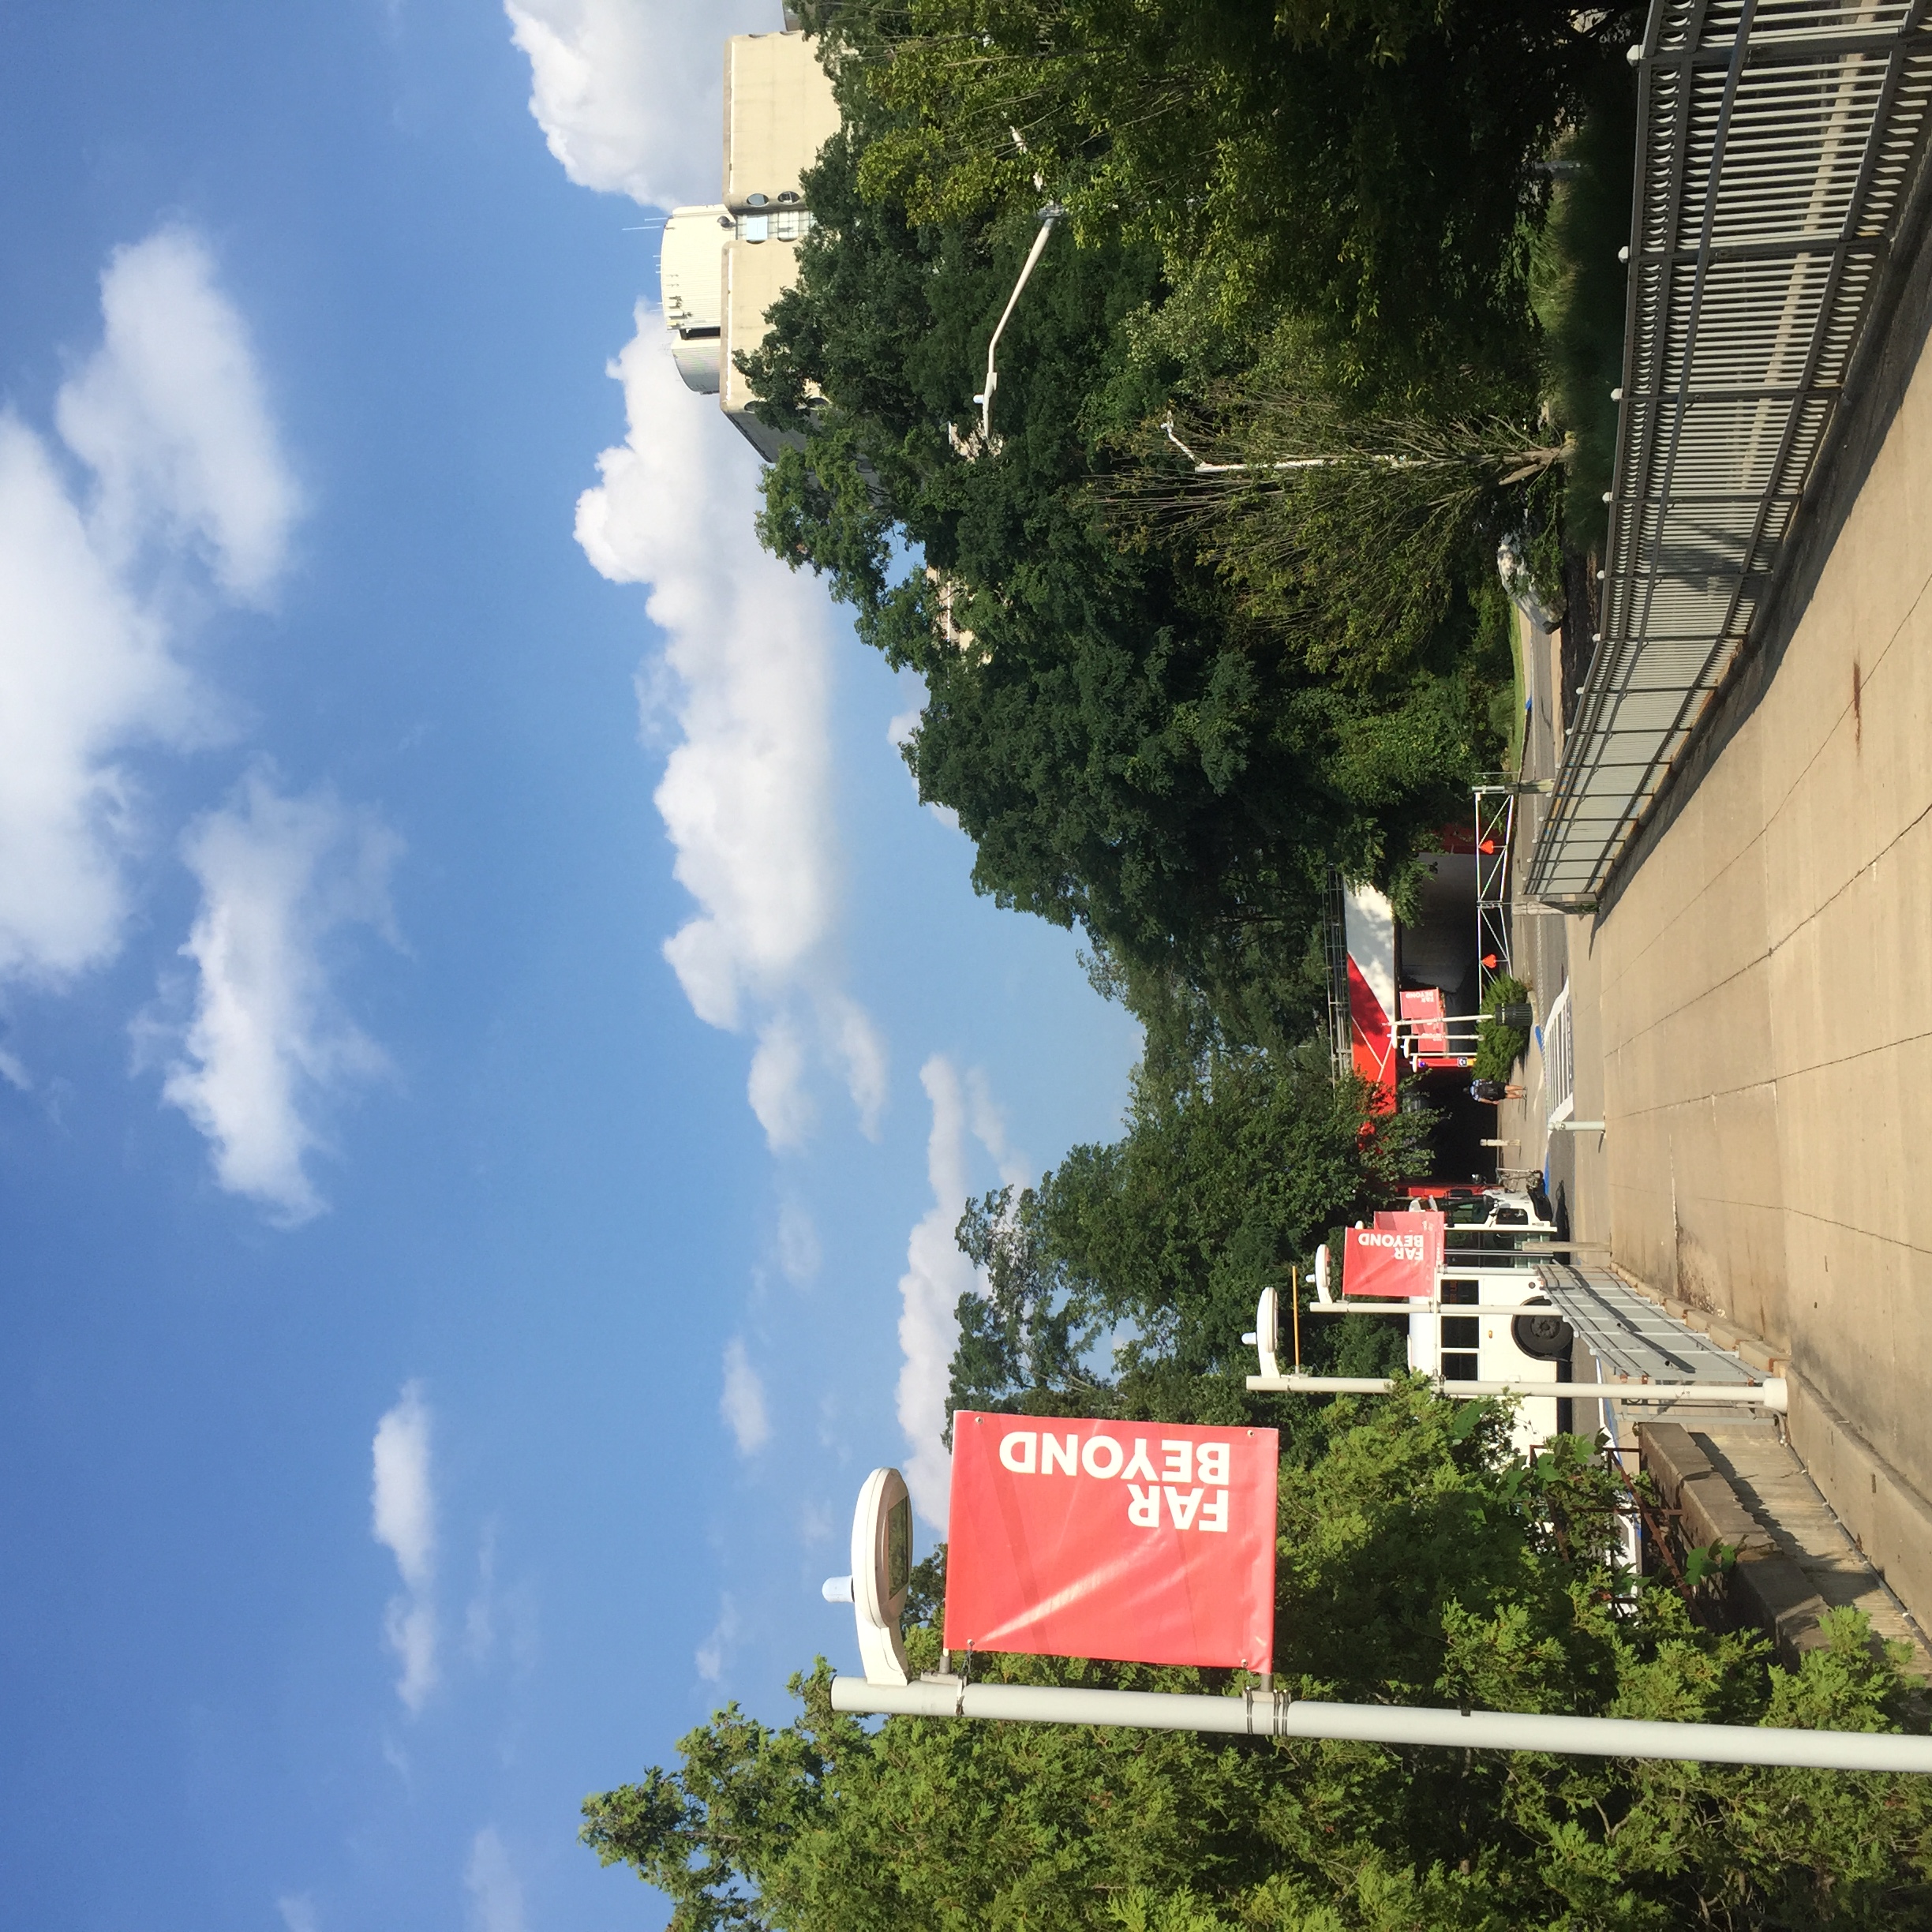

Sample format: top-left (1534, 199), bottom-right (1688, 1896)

top-left (1528, 0), bottom-right (1932, 908)
top-left (1393, 1013), bottom-right (1481, 1061)
top-left (1543, 981), bottom-right (1577, 1124)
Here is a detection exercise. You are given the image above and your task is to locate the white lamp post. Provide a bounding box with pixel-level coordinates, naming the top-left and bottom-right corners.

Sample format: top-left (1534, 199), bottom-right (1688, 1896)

top-left (820, 1468), bottom-right (1932, 1772)
top-left (829, 1676), bottom-right (1932, 1773)
top-left (973, 204), bottom-right (1065, 447)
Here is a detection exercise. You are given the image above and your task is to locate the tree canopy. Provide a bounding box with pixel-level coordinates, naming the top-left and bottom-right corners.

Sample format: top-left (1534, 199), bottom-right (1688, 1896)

top-left (949, 1014), bottom-right (1423, 1427)
top-left (742, 93), bottom-right (1529, 1041)
top-left (809, 0), bottom-right (1634, 396)
top-left (585, 1387), bottom-right (1932, 1930)
top-left (582, 1018), bottom-right (1932, 1926)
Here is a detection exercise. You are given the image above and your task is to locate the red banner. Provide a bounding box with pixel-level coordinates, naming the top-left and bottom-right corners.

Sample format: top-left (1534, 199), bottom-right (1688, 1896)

top-left (943, 1413), bottom-right (1277, 1676)
top-left (1341, 1211), bottom-right (1444, 1298)
top-left (1398, 987), bottom-right (1466, 1065)
top-left (1348, 956), bottom-right (1398, 1114)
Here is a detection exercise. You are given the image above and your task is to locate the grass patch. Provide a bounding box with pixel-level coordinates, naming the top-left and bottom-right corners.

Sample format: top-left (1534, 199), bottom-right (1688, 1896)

top-left (1503, 604), bottom-right (1527, 776)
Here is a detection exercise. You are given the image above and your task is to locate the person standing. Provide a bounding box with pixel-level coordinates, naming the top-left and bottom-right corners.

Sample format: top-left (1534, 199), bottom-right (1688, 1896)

top-left (1470, 1076), bottom-right (1524, 1102)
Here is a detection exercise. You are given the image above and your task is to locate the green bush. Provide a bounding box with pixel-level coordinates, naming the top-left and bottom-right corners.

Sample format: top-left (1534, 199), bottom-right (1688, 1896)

top-left (1530, 74), bottom-right (1639, 553)
top-left (1474, 971), bottom-right (1532, 1082)
top-left (585, 1387), bottom-right (1932, 1931)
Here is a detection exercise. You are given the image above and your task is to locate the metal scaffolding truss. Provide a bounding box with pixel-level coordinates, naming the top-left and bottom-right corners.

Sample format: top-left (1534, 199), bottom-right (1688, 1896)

top-left (1320, 870), bottom-right (1352, 1077)
top-left (1473, 782), bottom-right (1515, 998)
top-left (1529, 0), bottom-right (1932, 908)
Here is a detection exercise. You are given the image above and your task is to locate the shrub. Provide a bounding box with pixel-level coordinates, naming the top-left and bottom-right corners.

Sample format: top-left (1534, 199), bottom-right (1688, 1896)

top-left (1474, 971), bottom-right (1532, 1082)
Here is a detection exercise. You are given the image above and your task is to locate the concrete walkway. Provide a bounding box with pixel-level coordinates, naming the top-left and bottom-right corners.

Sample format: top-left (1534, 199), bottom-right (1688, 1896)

top-left (1501, 231), bottom-right (1932, 1640)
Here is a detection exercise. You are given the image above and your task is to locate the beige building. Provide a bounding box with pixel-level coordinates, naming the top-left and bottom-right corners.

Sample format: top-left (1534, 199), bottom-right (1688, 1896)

top-left (659, 28), bottom-right (840, 459)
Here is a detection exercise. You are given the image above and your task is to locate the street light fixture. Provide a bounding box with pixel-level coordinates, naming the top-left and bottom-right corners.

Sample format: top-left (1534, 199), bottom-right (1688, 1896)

top-left (973, 204), bottom-right (1065, 447)
top-left (822, 1466), bottom-right (913, 1686)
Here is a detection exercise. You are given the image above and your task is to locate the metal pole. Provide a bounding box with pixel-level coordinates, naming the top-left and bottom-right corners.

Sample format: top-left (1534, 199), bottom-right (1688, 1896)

top-left (1245, 1373), bottom-right (1787, 1412)
top-left (1302, 1301), bottom-right (1590, 1314)
top-left (830, 1679), bottom-right (1932, 1773)
top-left (977, 206), bottom-right (1063, 443)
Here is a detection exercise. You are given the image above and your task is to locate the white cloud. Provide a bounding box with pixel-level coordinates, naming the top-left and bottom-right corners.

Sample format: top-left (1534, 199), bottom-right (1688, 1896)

top-left (0, 227), bottom-right (296, 989)
top-left (575, 309), bottom-right (886, 1148)
top-left (747, 1013), bottom-right (813, 1148)
top-left (464, 1828), bottom-right (526, 1932)
top-left (372, 1382), bottom-right (439, 1713)
top-left (465, 1520), bottom-right (499, 1666)
top-left (148, 769), bottom-right (399, 1223)
top-left (965, 1066), bottom-right (1027, 1183)
top-left (896, 1058), bottom-right (1030, 1528)
top-left (277, 1896), bottom-right (318, 1932)
top-left (380, 1735), bottom-right (414, 1786)
top-left (777, 1196), bottom-right (821, 1284)
top-left (0, 421), bottom-right (199, 985)
top-left (829, 992), bottom-right (889, 1133)
top-left (57, 228), bottom-right (301, 603)
top-left (504, 0), bottom-right (772, 208)
top-left (721, 1337), bottom-right (771, 1455)
top-left (695, 1593), bottom-right (742, 1683)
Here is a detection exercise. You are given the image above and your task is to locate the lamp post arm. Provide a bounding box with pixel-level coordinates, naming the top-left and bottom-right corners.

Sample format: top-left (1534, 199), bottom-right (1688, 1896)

top-left (979, 208), bottom-right (1063, 443)
top-left (831, 1679), bottom-right (1932, 1773)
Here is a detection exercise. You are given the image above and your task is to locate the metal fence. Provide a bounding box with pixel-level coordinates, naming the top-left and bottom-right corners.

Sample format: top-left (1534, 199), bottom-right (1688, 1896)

top-left (1527, 0), bottom-right (1932, 908)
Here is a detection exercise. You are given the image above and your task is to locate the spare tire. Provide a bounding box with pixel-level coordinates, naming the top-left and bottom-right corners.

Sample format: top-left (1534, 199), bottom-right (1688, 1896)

top-left (1511, 1305), bottom-right (1574, 1362)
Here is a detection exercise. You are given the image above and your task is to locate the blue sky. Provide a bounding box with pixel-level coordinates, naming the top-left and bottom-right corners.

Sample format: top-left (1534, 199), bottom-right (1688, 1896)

top-left (0, 5), bottom-right (1140, 1928)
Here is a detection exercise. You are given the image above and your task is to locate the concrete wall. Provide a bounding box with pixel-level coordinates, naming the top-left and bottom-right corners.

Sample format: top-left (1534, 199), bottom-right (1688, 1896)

top-left (723, 31), bottom-right (838, 212)
top-left (721, 233), bottom-right (808, 458)
top-left (717, 32), bottom-right (840, 456)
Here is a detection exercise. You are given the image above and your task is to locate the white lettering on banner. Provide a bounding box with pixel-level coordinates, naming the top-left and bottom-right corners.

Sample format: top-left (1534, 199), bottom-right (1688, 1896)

top-left (1357, 1228), bottom-right (1426, 1264)
top-left (994, 1429), bottom-right (1241, 1533)
top-left (1124, 1484), bottom-right (1232, 1530)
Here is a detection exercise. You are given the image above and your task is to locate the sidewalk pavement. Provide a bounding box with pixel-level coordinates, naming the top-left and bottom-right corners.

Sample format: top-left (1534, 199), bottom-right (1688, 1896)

top-left (1500, 259), bottom-right (1932, 1638)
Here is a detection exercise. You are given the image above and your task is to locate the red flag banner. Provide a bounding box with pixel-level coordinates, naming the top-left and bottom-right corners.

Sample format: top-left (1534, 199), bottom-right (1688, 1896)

top-left (943, 1412), bottom-right (1278, 1676)
top-left (1398, 987), bottom-right (1451, 1061)
top-left (1341, 1211), bottom-right (1444, 1298)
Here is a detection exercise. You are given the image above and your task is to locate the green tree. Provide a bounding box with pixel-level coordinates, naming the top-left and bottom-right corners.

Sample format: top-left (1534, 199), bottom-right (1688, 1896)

top-left (583, 1387), bottom-right (1932, 1930)
top-left (1106, 386), bottom-right (1567, 684)
top-left (1530, 68), bottom-right (1642, 551)
top-left (807, 0), bottom-right (1636, 395)
top-left (743, 119), bottom-right (1515, 1045)
top-left (949, 1018), bottom-right (1425, 1428)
